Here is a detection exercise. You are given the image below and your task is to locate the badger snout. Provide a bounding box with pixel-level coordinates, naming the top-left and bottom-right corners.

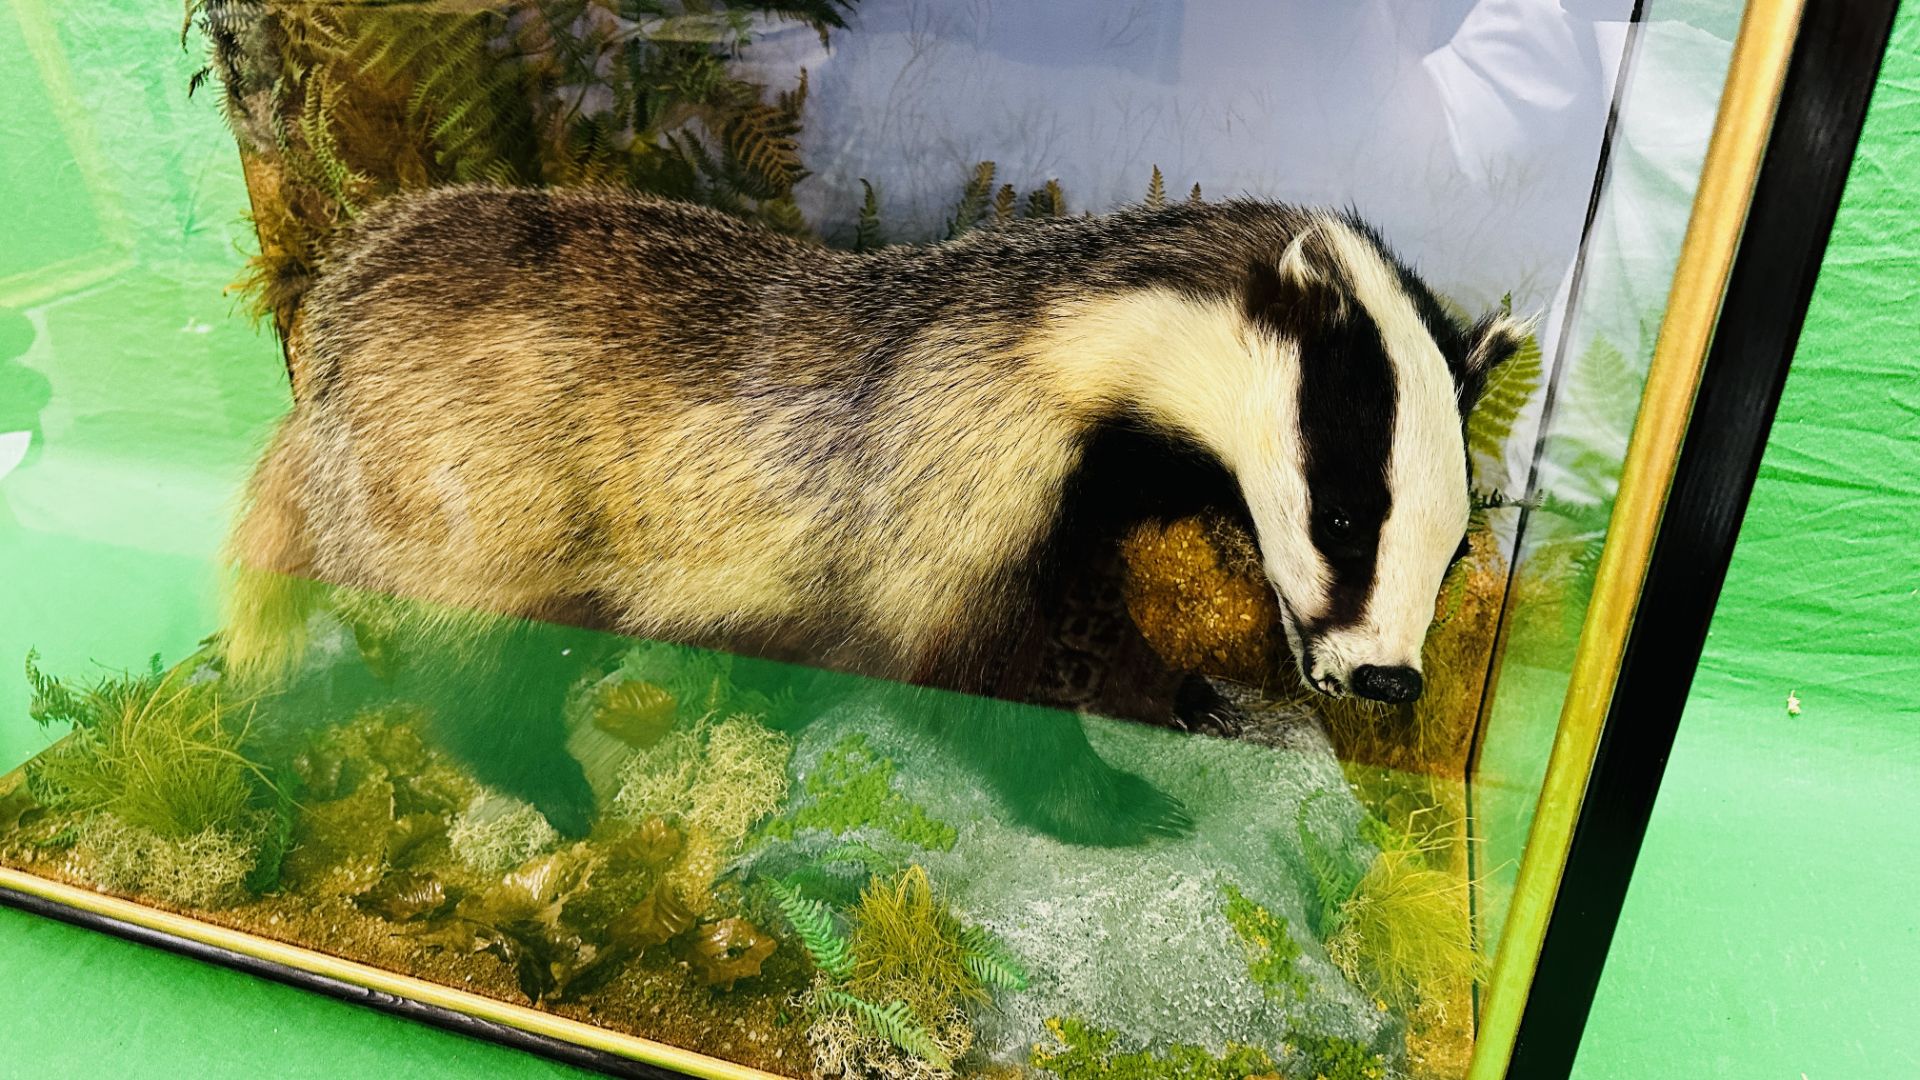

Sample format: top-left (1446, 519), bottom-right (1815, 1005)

top-left (1351, 664), bottom-right (1423, 704)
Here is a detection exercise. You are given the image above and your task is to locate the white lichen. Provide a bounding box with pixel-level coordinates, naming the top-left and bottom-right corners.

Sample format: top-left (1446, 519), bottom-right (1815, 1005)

top-left (448, 792), bottom-right (559, 872)
top-left (611, 715), bottom-right (790, 848)
top-left (75, 813), bottom-right (264, 909)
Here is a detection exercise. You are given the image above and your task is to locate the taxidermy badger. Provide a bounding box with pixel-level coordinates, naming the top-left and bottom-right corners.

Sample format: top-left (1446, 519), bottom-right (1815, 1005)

top-left (223, 187), bottom-right (1522, 845)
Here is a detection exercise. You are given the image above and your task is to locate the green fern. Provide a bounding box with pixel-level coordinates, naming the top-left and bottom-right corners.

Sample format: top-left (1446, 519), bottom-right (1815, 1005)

top-left (289, 73), bottom-right (369, 212)
top-left (818, 989), bottom-right (951, 1069)
top-left (959, 924), bottom-right (1029, 991)
top-left (854, 179), bottom-right (884, 251)
top-left (817, 840), bottom-right (903, 874)
top-left (1188, 181), bottom-right (1204, 205)
top-left (947, 160), bottom-right (997, 238)
top-left (1466, 326), bottom-right (1543, 469)
top-left (25, 650), bottom-right (85, 729)
top-left (1144, 164), bottom-right (1166, 209)
top-left (1297, 792), bottom-right (1366, 936)
top-left (768, 877), bottom-right (855, 978)
top-left (1023, 178), bottom-right (1067, 218)
top-left (992, 182), bottom-right (1017, 223)
top-left (724, 99), bottom-right (806, 195)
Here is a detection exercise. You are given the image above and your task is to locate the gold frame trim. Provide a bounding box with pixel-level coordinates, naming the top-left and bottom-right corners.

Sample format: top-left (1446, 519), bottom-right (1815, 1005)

top-left (0, 867), bottom-right (785, 1080)
top-left (1467, 0), bottom-right (1806, 1075)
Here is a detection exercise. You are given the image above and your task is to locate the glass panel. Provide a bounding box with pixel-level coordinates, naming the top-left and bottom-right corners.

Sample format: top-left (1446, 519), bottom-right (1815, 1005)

top-left (1470, 0), bottom-right (1748, 961)
top-left (0, 3), bottom-right (1747, 1078)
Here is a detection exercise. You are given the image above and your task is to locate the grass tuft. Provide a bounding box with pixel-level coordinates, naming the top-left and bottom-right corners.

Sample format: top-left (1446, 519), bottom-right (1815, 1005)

top-left (27, 653), bottom-right (267, 841)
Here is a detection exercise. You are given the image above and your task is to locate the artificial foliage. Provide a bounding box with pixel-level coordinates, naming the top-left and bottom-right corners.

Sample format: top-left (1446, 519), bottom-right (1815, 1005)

top-left (184, 0), bottom-right (859, 343)
top-left (1220, 883), bottom-right (1311, 1002)
top-left (769, 875), bottom-right (855, 978)
top-left (24, 651), bottom-right (267, 842)
top-left (759, 731), bottom-right (957, 851)
top-left (1029, 1017), bottom-right (1386, 1080)
top-left (1465, 314), bottom-right (1544, 479)
top-left (769, 863), bottom-right (1027, 1072)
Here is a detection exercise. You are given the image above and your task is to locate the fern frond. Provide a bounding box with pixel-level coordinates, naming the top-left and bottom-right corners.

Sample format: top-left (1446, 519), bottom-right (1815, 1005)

top-left (946, 160), bottom-right (996, 238)
top-left (757, 195), bottom-right (814, 237)
top-left (768, 878), bottom-right (854, 978)
top-left (292, 74), bottom-right (369, 211)
top-left (854, 179), bottom-right (884, 251)
top-left (1298, 793), bottom-right (1366, 936)
top-left (776, 68), bottom-right (809, 121)
top-left (1145, 164), bottom-right (1165, 209)
top-left (25, 650), bottom-right (85, 729)
top-left (1024, 178), bottom-right (1067, 218)
top-left (958, 925), bottom-right (1029, 992)
top-left (723, 103), bottom-right (805, 195)
top-left (992, 183), bottom-right (1016, 223)
top-left (818, 840), bottom-right (901, 874)
top-left (818, 989), bottom-right (950, 1069)
top-left (1189, 181), bottom-right (1203, 204)
top-left (1466, 328), bottom-right (1543, 468)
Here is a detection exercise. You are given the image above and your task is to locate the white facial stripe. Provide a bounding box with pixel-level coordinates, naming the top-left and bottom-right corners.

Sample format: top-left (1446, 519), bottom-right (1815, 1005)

top-left (1029, 289), bottom-right (1329, 620)
top-left (1312, 219), bottom-right (1469, 675)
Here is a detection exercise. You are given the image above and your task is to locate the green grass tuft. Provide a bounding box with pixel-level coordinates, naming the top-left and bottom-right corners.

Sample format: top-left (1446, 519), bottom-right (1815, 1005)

top-left (26, 652), bottom-right (269, 841)
top-left (848, 865), bottom-right (983, 1018)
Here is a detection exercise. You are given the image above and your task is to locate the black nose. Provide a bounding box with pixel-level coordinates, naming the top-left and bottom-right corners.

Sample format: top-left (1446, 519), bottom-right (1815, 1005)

top-left (1352, 664), bottom-right (1423, 704)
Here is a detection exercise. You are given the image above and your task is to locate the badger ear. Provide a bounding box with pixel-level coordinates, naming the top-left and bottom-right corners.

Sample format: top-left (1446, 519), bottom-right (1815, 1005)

top-left (1456, 312), bottom-right (1531, 413)
top-left (1246, 230), bottom-right (1344, 340)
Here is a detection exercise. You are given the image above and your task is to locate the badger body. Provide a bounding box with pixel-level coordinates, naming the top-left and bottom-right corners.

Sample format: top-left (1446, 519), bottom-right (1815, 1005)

top-left (227, 186), bottom-right (1519, 842)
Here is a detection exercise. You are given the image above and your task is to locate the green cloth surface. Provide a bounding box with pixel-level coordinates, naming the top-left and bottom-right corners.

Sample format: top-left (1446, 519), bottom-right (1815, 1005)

top-left (0, 1), bottom-right (1912, 1077)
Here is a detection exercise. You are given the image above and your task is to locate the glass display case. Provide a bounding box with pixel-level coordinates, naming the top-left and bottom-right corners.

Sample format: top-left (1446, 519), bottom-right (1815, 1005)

top-left (0, 1), bottom-right (1891, 1077)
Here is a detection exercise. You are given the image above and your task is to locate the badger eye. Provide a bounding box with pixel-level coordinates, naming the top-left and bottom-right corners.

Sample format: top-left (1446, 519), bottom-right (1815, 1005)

top-left (1324, 513), bottom-right (1353, 537)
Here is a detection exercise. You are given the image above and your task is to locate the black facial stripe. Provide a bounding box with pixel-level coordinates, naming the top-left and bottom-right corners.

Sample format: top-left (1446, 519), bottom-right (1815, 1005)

top-left (1252, 283), bottom-right (1396, 634)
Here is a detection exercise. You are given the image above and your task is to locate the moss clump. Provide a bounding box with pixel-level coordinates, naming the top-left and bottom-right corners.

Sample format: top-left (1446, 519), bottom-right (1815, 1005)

top-left (1029, 1016), bottom-right (1278, 1080)
top-left (74, 813), bottom-right (266, 909)
top-left (612, 715), bottom-right (791, 846)
top-left (1286, 1032), bottom-right (1387, 1080)
top-left (1220, 884), bottom-right (1310, 1002)
top-left (25, 652), bottom-right (268, 842)
top-left (1120, 512), bottom-right (1280, 685)
top-left (448, 793), bottom-right (560, 873)
top-left (1030, 1018), bottom-right (1385, 1080)
top-left (761, 733), bottom-right (956, 851)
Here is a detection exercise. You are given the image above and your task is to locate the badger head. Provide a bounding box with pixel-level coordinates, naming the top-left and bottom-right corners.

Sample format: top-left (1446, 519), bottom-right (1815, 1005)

top-left (1233, 218), bottom-right (1525, 704)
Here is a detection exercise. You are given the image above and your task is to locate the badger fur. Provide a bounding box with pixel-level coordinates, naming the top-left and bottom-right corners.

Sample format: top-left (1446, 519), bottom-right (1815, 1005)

top-left (225, 186), bottom-right (1522, 844)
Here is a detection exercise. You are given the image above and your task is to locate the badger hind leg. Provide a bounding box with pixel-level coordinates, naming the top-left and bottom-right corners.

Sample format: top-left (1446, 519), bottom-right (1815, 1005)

top-left (222, 420), bottom-right (325, 686)
top-left (395, 615), bottom-right (599, 839)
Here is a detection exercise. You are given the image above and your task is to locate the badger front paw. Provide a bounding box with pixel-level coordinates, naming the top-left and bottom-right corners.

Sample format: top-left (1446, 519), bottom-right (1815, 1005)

top-left (1173, 674), bottom-right (1246, 736)
top-left (515, 758), bottom-right (599, 840)
top-left (1016, 759), bottom-right (1194, 846)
